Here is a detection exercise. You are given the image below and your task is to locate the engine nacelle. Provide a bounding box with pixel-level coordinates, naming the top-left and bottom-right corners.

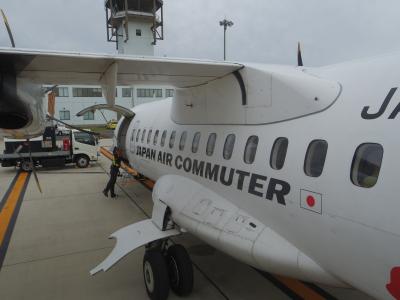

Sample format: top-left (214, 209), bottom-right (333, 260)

top-left (0, 73), bottom-right (45, 138)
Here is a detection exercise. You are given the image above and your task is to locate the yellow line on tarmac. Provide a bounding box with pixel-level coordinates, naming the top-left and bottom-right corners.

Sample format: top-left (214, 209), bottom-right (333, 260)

top-left (0, 172), bottom-right (29, 247)
top-left (275, 275), bottom-right (327, 300)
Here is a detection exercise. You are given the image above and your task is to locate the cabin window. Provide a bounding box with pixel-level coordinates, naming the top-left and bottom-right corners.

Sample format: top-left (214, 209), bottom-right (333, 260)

top-left (192, 132), bottom-right (201, 153)
top-left (179, 131), bottom-right (187, 151)
top-left (141, 129), bottom-right (146, 143)
top-left (136, 129), bottom-right (141, 142)
top-left (161, 130), bottom-right (167, 147)
top-left (304, 140), bottom-right (328, 177)
top-left (270, 137), bottom-right (288, 170)
top-left (223, 134), bottom-right (236, 160)
top-left (147, 130), bottom-right (152, 144)
top-left (153, 130), bottom-right (159, 145)
top-left (131, 129), bottom-right (136, 141)
top-left (244, 136), bottom-right (259, 164)
top-left (351, 143), bottom-right (383, 188)
top-left (206, 133), bottom-right (217, 156)
top-left (169, 131), bottom-right (176, 149)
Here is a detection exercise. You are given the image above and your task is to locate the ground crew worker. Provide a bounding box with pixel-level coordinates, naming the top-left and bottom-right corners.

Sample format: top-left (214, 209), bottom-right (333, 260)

top-left (103, 147), bottom-right (127, 198)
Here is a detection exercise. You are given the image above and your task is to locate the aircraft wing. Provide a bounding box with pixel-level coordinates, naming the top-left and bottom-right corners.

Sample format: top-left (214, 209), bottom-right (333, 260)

top-left (0, 47), bottom-right (243, 88)
top-left (0, 47), bottom-right (243, 137)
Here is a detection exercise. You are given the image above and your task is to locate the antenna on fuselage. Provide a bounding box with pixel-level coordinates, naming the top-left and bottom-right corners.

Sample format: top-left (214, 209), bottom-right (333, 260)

top-left (297, 42), bottom-right (303, 67)
top-left (1, 9), bottom-right (15, 48)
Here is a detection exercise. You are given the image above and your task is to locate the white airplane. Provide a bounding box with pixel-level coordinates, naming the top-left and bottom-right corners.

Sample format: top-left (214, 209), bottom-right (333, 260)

top-left (0, 47), bottom-right (399, 300)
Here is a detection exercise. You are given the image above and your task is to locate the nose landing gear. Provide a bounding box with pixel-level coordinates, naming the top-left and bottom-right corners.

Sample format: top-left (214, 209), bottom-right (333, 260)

top-left (143, 242), bottom-right (194, 300)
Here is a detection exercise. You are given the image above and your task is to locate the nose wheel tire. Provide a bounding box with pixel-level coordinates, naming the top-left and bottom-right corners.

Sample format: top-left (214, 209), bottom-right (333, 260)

top-left (143, 250), bottom-right (170, 300)
top-left (166, 244), bottom-right (194, 296)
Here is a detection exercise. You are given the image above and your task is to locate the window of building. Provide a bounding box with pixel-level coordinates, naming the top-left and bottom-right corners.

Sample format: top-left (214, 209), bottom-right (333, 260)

top-left (83, 111), bottom-right (94, 120)
top-left (72, 87), bottom-right (102, 97)
top-left (147, 130), bottom-right (152, 144)
top-left (131, 129), bottom-right (136, 141)
top-left (351, 143), bottom-right (383, 188)
top-left (179, 131), bottom-right (187, 151)
top-left (169, 131), bottom-right (176, 148)
top-left (161, 130), bottom-right (167, 147)
top-left (136, 129), bottom-right (141, 142)
top-left (153, 130), bottom-right (159, 145)
top-left (304, 140), bottom-right (328, 177)
top-left (137, 88), bottom-right (163, 98)
top-left (244, 136), bottom-right (259, 164)
top-left (55, 87), bottom-right (69, 97)
top-left (122, 88), bottom-right (133, 97)
top-left (206, 133), bottom-right (217, 156)
top-left (166, 89), bottom-right (174, 97)
top-left (59, 110), bottom-right (70, 120)
top-left (136, 29), bottom-right (142, 36)
top-left (270, 137), bottom-right (288, 170)
top-left (141, 129), bottom-right (147, 143)
top-left (192, 132), bottom-right (201, 153)
top-left (223, 134), bottom-right (235, 160)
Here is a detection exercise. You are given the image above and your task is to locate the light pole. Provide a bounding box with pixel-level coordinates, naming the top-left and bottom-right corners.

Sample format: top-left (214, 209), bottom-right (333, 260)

top-left (219, 19), bottom-right (233, 60)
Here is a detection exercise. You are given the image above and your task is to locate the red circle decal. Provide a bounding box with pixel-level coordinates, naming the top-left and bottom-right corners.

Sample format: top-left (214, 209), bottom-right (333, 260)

top-left (306, 196), bottom-right (315, 207)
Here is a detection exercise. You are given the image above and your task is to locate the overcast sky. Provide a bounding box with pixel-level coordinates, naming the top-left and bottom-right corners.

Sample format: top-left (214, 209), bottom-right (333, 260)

top-left (0, 0), bottom-right (399, 66)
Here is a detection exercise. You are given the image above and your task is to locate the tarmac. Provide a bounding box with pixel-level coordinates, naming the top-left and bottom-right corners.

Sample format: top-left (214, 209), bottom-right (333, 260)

top-left (0, 138), bottom-right (375, 300)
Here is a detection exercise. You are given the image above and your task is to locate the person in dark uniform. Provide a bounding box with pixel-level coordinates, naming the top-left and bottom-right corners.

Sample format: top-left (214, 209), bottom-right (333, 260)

top-left (103, 147), bottom-right (128, 198)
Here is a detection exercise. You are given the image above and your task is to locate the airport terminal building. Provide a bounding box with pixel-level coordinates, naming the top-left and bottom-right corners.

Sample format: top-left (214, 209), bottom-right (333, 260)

top-left (51, 85), bottom-right (173, 125)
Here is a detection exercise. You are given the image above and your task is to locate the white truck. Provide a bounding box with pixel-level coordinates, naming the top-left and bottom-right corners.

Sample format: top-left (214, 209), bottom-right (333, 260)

top-left (0, 127), bottom-right (99, 171)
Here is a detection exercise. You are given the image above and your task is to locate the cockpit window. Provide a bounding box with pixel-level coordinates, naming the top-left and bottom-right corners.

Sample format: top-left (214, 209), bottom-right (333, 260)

top-left (351, 143), bottom-right (383, 188)
top-left (304, 140), bottom-right (328, 177)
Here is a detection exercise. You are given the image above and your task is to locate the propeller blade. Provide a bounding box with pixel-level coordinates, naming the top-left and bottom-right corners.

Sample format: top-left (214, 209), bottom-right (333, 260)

top-left (1, 9), bottom-right (15, 48)
top-left (297, 42), bottom-right (303, 67)
top-left (27, 139), bottom-right (43, 193)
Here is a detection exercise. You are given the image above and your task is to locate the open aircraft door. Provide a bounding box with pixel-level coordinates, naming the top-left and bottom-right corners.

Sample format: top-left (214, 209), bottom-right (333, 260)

top-left (77, 104), bottom-right (135, 159)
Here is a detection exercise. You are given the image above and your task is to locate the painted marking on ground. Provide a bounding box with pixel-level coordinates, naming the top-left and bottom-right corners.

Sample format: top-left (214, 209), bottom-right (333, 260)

top-left (100, 146), bottom-right (337, 300)
top-left (0, 171), bottom-right (31, 269)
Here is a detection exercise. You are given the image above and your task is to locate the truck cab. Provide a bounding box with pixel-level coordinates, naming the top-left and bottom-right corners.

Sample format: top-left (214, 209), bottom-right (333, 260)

top-left (70, 130), bottom-right (99, 168)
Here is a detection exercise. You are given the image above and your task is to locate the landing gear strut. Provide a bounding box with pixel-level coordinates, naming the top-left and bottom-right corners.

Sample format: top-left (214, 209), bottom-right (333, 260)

top-left (143, 242), bottom-right (194, 300)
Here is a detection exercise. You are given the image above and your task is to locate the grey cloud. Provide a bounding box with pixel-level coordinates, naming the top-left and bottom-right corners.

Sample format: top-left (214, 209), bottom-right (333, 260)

top-left (0, 0), bottom-right (400, 66)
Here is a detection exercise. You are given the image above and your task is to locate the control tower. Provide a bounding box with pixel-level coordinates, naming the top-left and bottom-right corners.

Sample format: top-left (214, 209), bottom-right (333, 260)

top-left (105, 0), bottom-right (164, 55)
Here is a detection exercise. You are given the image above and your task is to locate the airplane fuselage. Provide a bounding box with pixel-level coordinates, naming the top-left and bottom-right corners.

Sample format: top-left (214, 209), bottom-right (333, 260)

top-left (117, 54), bottom-right (400, 299)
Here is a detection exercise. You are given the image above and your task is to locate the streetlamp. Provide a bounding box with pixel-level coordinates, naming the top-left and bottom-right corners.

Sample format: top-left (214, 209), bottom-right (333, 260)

top-left (219, 19), bottom-right (234, 60)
